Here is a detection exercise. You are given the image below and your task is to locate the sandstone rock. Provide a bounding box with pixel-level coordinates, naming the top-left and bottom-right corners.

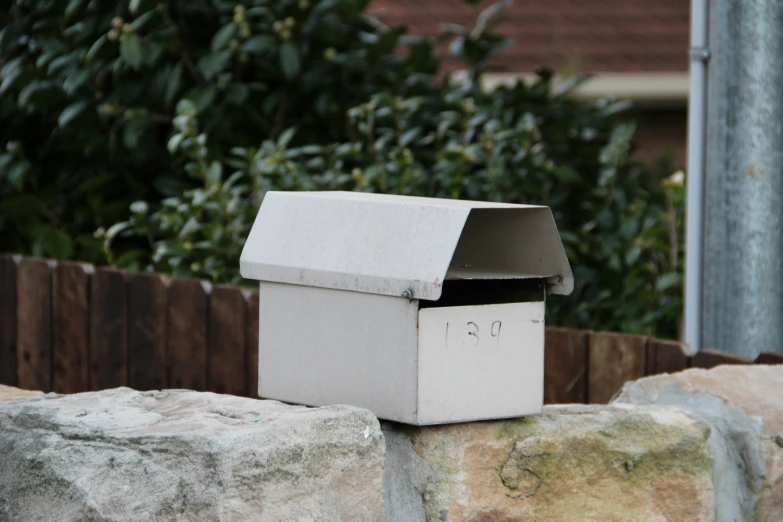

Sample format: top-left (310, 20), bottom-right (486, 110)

top-left (0, 384), bottom-right (43, 403)
top-left (0, 387), bottom-right (385, 522)
top-left (614, 365), bottom-right (783, 522)
top-left (383, 404), bottom-right (715, 521)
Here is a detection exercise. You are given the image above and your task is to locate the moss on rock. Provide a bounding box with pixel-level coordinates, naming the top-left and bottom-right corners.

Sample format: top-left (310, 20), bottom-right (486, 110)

top-left (408, 405), bottom-right (716, 521)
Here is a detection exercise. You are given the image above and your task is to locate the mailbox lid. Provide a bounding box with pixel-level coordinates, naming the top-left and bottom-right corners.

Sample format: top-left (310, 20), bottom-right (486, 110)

top-left (240, 191), bottom-right (573, 300)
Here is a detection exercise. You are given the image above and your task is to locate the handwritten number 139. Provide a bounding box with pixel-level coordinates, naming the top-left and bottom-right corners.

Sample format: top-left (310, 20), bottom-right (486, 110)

top-left (446, 320), bottom-right (502, 347)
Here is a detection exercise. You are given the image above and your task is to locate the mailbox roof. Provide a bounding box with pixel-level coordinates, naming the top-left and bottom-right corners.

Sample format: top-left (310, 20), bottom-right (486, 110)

top-left (240, 191), bottom-right (573, 301)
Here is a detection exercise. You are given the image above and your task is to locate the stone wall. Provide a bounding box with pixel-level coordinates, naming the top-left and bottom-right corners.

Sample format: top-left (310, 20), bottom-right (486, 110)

top-left (0, 388), bottom-right (385, 521)
top-left (1, 365), bottom-right (781, 521)
top-left (383, 405), bottom-right (715, 521)
top-left (614, 365), bottom-right (783, 521)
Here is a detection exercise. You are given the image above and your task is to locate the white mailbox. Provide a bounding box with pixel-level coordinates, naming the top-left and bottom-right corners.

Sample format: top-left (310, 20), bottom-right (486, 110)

top-left (240, 191), bottom-right (573, 425)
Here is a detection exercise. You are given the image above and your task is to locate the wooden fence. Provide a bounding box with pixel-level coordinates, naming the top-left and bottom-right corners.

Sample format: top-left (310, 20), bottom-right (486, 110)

top-left (1, 254), bottom-right (781, 403)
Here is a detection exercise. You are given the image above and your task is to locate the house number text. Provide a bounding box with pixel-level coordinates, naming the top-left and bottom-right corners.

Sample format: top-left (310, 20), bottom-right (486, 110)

top-left (445, 320), bottom-right (502, 348)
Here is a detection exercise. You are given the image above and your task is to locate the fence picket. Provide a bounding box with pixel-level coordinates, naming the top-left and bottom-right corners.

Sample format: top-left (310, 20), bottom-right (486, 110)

top-left (208, 286), bottom-right (247, 396)
top-left (246, 291), bottom-right (259, 398)
top-left (16, 258), bottom-right (54, 391)
top-left (756, 352), bottom-right (783, 365)
top-left (646, 339), bottom-right (689, 375)
top-left (0, 255), bottom-right (19, 386)
top-left (90, 268), bottom-right (128, 390)
top-left (588, 332), bottom-right (647, 403)
top-left (167, 279), bottom-right (210, 390)
top-left (53, 262), bottom-right (91, 393)
top-left (128, 272), bottom-right (168, 390)
top-left (544, 327), bottom-right (588, 404)
top-left (691, 348), bottom-right (753, 369)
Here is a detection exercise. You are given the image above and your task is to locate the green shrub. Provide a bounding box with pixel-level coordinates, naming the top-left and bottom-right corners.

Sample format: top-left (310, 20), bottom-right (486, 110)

top-left (0, 0), bottom-right (437, 261)
top-left (1, 0), bottom-right (684, 337)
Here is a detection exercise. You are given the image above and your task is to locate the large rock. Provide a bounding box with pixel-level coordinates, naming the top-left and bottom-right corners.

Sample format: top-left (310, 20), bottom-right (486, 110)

top-left (0, 384), bottom-right (42, 403)
top-left (0, 387), bottom-right (385, 522)
top-left (383, 404), bottom-right (715, 521)
top-left (614, 365), bottom-right (783, 522)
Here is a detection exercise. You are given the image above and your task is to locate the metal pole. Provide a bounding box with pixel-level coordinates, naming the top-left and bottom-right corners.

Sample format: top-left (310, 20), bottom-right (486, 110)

top-left (684, 0), bottom-right (709, 356)
top-left (702, 0), bottom-right (783, 357)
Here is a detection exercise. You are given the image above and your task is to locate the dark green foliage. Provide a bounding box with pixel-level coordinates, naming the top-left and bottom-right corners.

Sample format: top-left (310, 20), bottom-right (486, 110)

top-left (0, 0), bottom-right (437, 261)
top-left (0, 0), bottom-right (684, 337)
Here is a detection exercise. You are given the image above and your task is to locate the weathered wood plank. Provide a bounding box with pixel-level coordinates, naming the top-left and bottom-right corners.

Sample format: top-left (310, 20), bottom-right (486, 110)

top-left (544, 326), bottom-right (588, 404)
top-left (756, 352), bottom-right (783, 365)
top-left (52, 262), bottom-right (92, 393)
top-left (128, 272), bottom-right (168, 390)
top-left (90, 268), bottom-right (128, 390)
top-left (246, 290), bottom-right (259, 398)
top-left (0, 254), bottom-right (19, 386)
top-left (691, 348), bottom-right (752, 369)
top-left (208, 286), bottom-right (247, 396)
top-left (16, 258), bottom-right (54, 391)
top-left (167, 279), bottom-right (210, 390)
top-left (588, 332), bottom-right (647, 404)
top-left (646, 338), bottom-right (689, 376)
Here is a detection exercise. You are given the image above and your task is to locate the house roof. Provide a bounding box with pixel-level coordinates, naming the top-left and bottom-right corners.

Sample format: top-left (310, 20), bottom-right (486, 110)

top-left (369, 0), bottom-right (690, 74)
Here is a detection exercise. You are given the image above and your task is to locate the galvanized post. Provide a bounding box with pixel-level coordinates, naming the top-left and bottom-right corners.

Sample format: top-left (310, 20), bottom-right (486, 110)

top-left (684, 0), bottom-right (709, 356)
top-left (702, 0), bottom-right (783, 357)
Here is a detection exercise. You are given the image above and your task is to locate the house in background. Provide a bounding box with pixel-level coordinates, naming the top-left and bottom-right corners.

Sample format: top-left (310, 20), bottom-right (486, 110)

top-left (369, 0), bottom-right (689, 168)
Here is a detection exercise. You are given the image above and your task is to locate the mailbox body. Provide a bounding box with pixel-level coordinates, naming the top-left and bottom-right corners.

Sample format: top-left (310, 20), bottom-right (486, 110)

top-left (241, 191), bottom-right (572, 425)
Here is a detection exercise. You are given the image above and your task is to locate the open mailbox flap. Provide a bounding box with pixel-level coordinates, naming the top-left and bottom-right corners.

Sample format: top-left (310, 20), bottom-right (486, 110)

top-left (240, 191), bottom-right (573, 300)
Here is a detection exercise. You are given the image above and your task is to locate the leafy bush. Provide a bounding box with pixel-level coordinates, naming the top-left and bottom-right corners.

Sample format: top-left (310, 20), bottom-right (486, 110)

top-left (0, 0), bottom-right (438, 261)
top-left (1, 0), bottom-right (684, 337)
